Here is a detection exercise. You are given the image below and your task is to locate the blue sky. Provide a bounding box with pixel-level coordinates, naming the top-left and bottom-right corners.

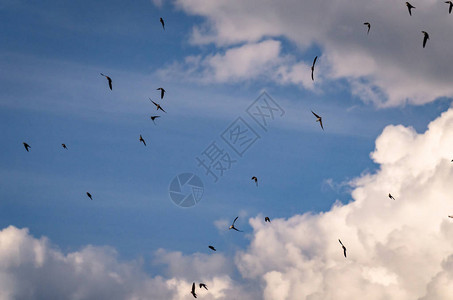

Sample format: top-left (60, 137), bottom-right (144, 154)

top-left (1, 0), bottom-right (453, 299)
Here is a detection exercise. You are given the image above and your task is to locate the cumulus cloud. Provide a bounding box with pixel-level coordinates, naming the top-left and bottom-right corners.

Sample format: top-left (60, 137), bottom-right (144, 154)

top-left (4, 108), bottom-right (453, 299)
top-left (169, 0), bottom-right (453, 106)
top-left (233, 107), bottom-right (453, 299)
top-left (0, 226), bottom-right (245, 300)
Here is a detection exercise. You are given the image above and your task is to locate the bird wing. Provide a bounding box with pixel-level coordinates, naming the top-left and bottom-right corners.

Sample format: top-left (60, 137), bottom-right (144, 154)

top-left (161, 89), bottom-right (164, 99)
top-left (311, 69), bottom-right (314, 81)
top-left (450, 3), bottom-right (452, 14)
top-left (151, 100), bottom-right (158, 107)
top-left (108, 79), bottom-right (112, 90)
top-left (343, 248), bottom-right (347, 258)
top-left (311, 111), bottom-right (320, 119)
top-left (192, 282), bottom-right (195, 293)
top-left (319, 119), bottom-right (324, 130)
top-left (312, 56), bottom-right (318, 68)
top-left (159, 106), bottom-right (166, 113)
top-left (233, 216), bottom-right (238, 225)
top-left (423, 34), bottom-right (428, 48)
top-left (338, 239), bottom-right (343, 246)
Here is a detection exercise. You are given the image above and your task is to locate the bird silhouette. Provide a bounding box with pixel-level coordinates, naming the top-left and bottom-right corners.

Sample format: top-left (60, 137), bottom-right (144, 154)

top-left (448, 215), bottom-right (453, 218)
top-left (150, 98), bottom-right (167, 113)
top-left (311, 56), bottom-right (318, 81)
top-left (86, 192), bottom-right (93, 200)
top-left (156, 87), bottom-right (166, 99)
top-left (406, 2), bottom-right (415, 16)
top-left (265, 217), bottom-right (271, 223)
top-left (251, 176), bottom-right (258, 186)
top-left (62, 143), bottom-right (67, 149)
top-left (139, 135), bottom-right (146, 146)
top-left (160, 18), bottom-right (165, 30)
top-left (388, 193), bottom-right (396, 200)
top-left (191, 282), bottom-right (197, 298)
top-left (229, 216), bottom-right (243, 232)
top-left (422, 31), bottom-right (429, 48)
top-left (100, 73), bottom-right (112, 90)
top-left (446, 1), bottom-right (453, 14)
top-left (150, 116), bottom-right (160, 124)
top-left (199, 283), bottom-right (208, 290)
top-left (23, 142), bottom-right (31, 152)
top-left (208, 245), bottom-right (216, 251)
top-left (364, 22), bottom-right (370, 34)
top-left (311, 111), bottom-right (324, 130)
top-left (338, 239), bottom-right (347, 258)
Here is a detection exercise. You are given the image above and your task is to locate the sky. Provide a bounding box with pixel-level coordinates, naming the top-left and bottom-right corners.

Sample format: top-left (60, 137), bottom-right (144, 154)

top-left (1, 0), bottom-right (453, 299)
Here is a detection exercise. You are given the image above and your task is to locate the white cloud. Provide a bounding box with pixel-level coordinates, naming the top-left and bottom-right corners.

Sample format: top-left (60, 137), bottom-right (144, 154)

top-left (172, 0), bottom-right (453, 106)
top-left (232, 107), bottom-right (453, 299)
top-left (158, 40), bottom-right (316, 89)
top-left (0, 226), bottom-right (243, 300)
top-left (151, 0), bottom-right (164, 8)
top-left (4, 108), bottom-right (453, 299)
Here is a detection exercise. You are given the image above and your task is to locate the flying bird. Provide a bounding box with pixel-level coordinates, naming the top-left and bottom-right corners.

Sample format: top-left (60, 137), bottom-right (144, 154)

top-left (338, 239), bottom-right (347, 258)
top-left (86, 192), bottom-right (92, 200)
top-left (160, 17), bottom-right (165, 30)
top-left (388, 193), bottom-right (396, 200)
top-left (199, 283), bottom-right (208, 290)
top-left (446, 1), bottom-right (453, 14)
top-left (139, 135), bottom-right (146, 146)
top-left (364, 22), bottom-right (371, 34)
top-left (265, 217), bottom-right (271, 223)
top-left (208, 245), bottom-right (216, 251)
top-left (406, 2), bottom-right (415, 16)
top-left (156, 87), bottom-right (166, 99)
top-left (448, 215), bottom-right (453, 218)
top-left (100, 73), bottom-right (112, 90)
top-left (229, 216), bottom-right (243, 232)
top-left (62, 143), bottom-right (67, 149)
top-left (150, 115), bottom-right (160, 124)
top-left (23, 142), bottom-right (31, 152)
top-left (311, 111), bottom-right (324, 130)
top-left (422, 31), bottom-right (429, 48)
top-left (311, 56), bottom-right (318, 81)
top-left (150, 98), bottom-right (166, 113)
top-left (251, 176), bottom-right (258, 186)
top-left (191, 282), bottom-right (197, 298)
